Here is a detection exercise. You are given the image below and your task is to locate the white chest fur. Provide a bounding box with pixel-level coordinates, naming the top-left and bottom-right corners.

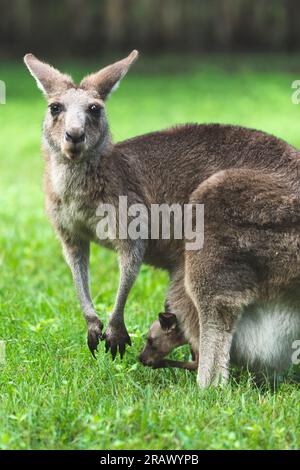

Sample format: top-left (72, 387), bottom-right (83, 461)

top-left (49, 158), bottom-right (98, 239)
top-left (231, 302), bottom-right (300, 376)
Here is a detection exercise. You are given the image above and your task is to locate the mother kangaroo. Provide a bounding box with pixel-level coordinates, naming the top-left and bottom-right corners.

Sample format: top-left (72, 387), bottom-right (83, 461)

top-left (24, 51), bottom-right (300, 387)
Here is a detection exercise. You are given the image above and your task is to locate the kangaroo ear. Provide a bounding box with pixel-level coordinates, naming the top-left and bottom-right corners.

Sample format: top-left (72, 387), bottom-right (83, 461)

top-left (158, 312), bottom-right (178, 332)
top-left (80, 50), bottom-right (139, 100)
top-left (24, 54), bottom-right (74, 97)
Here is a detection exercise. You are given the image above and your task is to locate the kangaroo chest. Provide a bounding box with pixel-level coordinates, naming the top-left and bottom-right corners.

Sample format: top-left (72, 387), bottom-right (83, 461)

top-left (58, 197), bottom-right (97, 239)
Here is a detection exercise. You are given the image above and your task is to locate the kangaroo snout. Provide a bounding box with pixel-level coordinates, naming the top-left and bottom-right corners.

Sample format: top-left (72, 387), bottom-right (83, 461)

top-left (63, 128), bottom-right (86, 159)
top-left (138, 352), bottom-right (154, 366)
top-left (65, 130), bottom-right (86, 144)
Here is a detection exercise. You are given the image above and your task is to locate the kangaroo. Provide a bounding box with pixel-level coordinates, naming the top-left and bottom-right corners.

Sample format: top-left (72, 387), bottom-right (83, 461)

top-left (140, 307), bottom-right (300, 381)
top-left (24, 51), bottom-right (300, 387)
top-left (139, 311), bottom-right (198, 371)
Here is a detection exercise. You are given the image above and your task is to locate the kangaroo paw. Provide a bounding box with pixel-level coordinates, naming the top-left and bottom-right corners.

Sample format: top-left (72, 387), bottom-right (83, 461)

top-left (87, 317), bottom-right (104, 358)
top-left (104, 324), bottom-right (131, 360)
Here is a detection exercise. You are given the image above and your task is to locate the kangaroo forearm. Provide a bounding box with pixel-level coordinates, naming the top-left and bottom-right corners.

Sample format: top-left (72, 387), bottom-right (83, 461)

top-left (72, 261), bottom-right (93, 317)
top-left (61, 238), bottom-right (103, 356)
top-left (109, 243), bottom-right (145, 324)
top-left (104, 242), bottom-right (145, 357)
top-left (62, 239), bottom-right (97, 321)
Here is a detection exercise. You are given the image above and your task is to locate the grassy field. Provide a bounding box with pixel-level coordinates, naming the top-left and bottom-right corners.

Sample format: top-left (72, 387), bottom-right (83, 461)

top-left (0, 55), bottom-right (300, 450)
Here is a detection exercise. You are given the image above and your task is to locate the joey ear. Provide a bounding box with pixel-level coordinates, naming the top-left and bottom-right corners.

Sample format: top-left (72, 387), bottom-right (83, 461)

top-left (24, 54), bottom-right (74, 97)
top-left (80, 50), bottom-right (139, 100)
top-left (158, 312), bottom-right (178, 332)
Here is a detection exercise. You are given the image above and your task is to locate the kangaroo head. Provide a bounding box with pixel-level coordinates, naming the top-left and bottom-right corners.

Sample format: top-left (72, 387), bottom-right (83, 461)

top-left (139, 312), bottom-right (186, 366)
top-left (24, 51), bottom-right (138, 161)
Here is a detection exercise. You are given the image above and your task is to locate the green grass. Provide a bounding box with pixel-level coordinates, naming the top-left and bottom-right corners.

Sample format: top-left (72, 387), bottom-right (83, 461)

top-left (0, 55), bottom-right (300, 450)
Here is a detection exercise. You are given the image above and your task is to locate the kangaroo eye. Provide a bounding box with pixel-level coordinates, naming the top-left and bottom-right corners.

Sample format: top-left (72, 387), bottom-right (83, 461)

top-left (49, 103), bottom-right (62, 117)
top-left (89, 104), bottom-right (101, 118)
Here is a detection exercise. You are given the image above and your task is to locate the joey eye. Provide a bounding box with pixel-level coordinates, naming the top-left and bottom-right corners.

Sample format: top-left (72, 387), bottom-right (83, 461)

top-left (49, 103), bottom-right (62, 117)
top-left (88, 104), bottom-right (102, 118)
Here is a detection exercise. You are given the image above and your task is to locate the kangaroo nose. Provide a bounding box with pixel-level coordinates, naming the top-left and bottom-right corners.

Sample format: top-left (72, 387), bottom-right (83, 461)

top-left (65, 131), bottom-right (85, 144)
top-left (138, 353), bottom-right (152, 366)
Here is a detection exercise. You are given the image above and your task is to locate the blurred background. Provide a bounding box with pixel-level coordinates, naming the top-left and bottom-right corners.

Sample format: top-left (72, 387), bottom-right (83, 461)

top-left (1, 0), bottom-right (300, 58)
